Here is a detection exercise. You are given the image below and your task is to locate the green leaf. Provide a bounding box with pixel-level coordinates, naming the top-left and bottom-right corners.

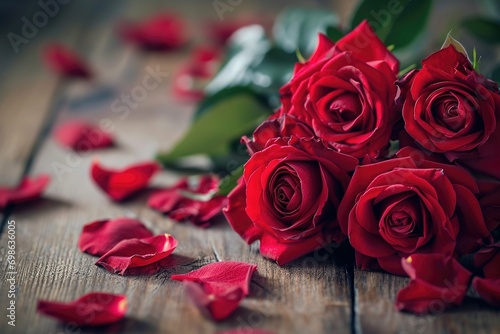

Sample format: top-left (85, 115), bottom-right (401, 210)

top-left (205, 25), bottom-right (296, 108)
top-left (157, 91), bottom-right (270, 164)
top-left (195, 86), bottom-right (264, 119)
top-left (491, 64), bottom-right (500, 83)
top-left (217, 165), bottom-right (244, 196)
top-left (462, 17), bottom-right (500, 44)
top-left (273, 8), bottom-right (340, 57)
top-left (351, 0), bottom-right (433, 49)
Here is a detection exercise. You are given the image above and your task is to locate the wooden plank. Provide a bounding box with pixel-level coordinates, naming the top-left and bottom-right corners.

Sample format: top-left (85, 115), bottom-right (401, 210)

top-left (354, 269), bottom-right (500, 334)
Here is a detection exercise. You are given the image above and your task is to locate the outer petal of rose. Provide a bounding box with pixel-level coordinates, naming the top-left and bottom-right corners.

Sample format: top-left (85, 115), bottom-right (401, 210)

top-left (119, 14), bottom-right (187, 50)
top-left (223, 179), bottom-right (263, 243)
top-left (53, 121), bottom-right (113, 151)
top-left (37, 292), bottom-right (127, 326)
top-left (0, 174), bottom-right (50, 210)
top-left (259, 232), bottom-right (327, 266)
top-left (96, 234), bottom-right (177, 275)
top-left (472, 277), bottom-right (500, 307)
top-left (183, 282), bottom-right (244, 321)
top-left (395, 254), bottom-right (472, 314)
top-left (91, 161), bottom-right (160, 201)
top-left (355, 251), bottom-right (382, 271)
top-left (78, 218), bottom-right (153, 257)
top-left (171, 261), bottom-right (257, 296)
top-left (42, 43), bottom-right (91, 78)
top-left (336, 20), bottom-right (399, 74)
top-left (421, 45), bottom-right (471, 75)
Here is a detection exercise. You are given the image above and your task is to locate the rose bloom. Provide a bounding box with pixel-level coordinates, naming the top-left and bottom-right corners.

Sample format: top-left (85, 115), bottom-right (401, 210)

top-left (278, 20), bottom-right (399, 159)
top-left (224, 120), bottom-right (358, 265)
top-left (337, 155), bottom-right (492, 276)
top-left (398, 45), bottom-right (500, 179)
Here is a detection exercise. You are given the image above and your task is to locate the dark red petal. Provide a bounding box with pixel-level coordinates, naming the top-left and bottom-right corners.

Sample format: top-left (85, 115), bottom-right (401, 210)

top-left (223, 178), bottom-right (263, 243)
top-left (171, 261), bottom-right (257, 296)
top-left (0, 174), bottom-right (50, 210)
top-left (37, 292), bottom-right (126, 326)
top-left (42, 43), bottom-right (91, 79)
top-left (96, 234), bottom-right (177, 275)
top-left (78, 218), bottom-right (153, 256)
top-left (183, 282), bottom-right (244, 321)
top-left (91, 161), bottom-right (160, 202)
top-left (53, 121), bottom-right (113, 151)
top-left (119, 14), bottom-right (187, 51)
top-left (396, 254), bottom-right (472, 314)
top-left (421, 45), bottom-right (472, 75)
top-left (472, 277), bottom-right (500, 307)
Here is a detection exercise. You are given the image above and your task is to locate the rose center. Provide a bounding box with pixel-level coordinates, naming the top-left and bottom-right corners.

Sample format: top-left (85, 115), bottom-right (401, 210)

top-left (329, 93), bottom-right (361, 123)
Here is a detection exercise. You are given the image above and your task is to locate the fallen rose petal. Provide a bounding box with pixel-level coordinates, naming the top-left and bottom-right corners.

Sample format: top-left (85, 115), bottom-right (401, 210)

top-left (171, 261), bottom-right (257, 296)
top-left (42, 43), bottom-right (91, 79)
top-left (183, 282), bottom-right (244, 321)
top-left (91, 161), bottom-right (160, 201)
top-left (53, 120), bottom-right (113, 151)
top-left (78, 218), bottom-right (153, 256)
top-left (396, 254), bottom-right (472, 314)
top-left (119, 14), bottom-right (187, 50)
top-left (171, 261), bottom-right (257, 320)
top-left (96, 234), bottom-right (177, 275)
top-left (0, 174), bottom-right (50, 210)
top-left (148, 175), bottom-right (226, 227)
top-left (37, 292), bottom-right (127, 326)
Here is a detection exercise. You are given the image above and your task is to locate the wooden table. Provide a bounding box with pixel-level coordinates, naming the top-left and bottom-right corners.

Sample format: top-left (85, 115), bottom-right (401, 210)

top-left (0, 1), bottom-right (498, 333)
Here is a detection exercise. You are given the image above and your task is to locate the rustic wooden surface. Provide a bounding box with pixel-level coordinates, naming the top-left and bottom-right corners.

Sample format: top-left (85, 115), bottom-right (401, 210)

top-left (0, 1), bottom-right (498, 334)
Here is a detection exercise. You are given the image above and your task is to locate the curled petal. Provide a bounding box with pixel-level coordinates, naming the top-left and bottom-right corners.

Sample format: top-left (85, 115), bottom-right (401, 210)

top-left (119, 14), bottom-right (187, 50)
top-left (396, 254), bottom-right (472, 314)
top-left (91, 161), bottom-right (160, 201)
top-left (171, 261), bottom-right (257, 320)
top-left (171, 261), bottom-right (257, 296)
top-left (0, 174), bottom-right (50, 210)
top-left (472, 277), bottom-right (500, 307)
top-left (53, 121), bottom-right (113, 151)
top-left (37, 292), bottom-right (127, 326)
top-left (96, 234), bottom-right (177, 275)
top-left (42, 43), bottom-right (91, 79)
top-left (78, 218), bottom-right (153, 256)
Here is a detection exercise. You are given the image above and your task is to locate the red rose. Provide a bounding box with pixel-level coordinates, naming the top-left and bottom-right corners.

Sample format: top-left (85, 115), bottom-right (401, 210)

top-left (398, 45), bottom-right (500, 179)
top-left (471, 243), bottom-right (500, 307)
top-left (224, 136), bottom-right (358, 265)
top-left (278, 20), bottom-right (399, 159)
top-left (337, 156), bottom-right (491, 275)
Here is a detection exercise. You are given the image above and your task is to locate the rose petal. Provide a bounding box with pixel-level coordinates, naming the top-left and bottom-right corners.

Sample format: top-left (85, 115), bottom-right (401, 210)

top-left (171, 261), bottom-right (257, 296)
top-left (183, 282), bottom-right (244, 321)
top-left (119, 14), bottom-right (187, 50)
top-left (472, 277), bottom-right (500, 307)
top-left (0, 174), bottom-right (50, 210)
top-left (53, 121), bottom-right (114, 151)
top-left (42, 43), bottom-right (91, 79)
top-left (96, 234), bottom-right (177, 275)
top-left (37, 292), bottom-right (127, 326)
top-left (91, 161), bottom-right (160, 202)
top-left (148, 175), bottom-right (226, 227)
top-left (78, 218), bottom-right (153, 257)
top-left (396, 254), bottom-right (472, 314)
top-left (171, 261), bottom-right (257, 321)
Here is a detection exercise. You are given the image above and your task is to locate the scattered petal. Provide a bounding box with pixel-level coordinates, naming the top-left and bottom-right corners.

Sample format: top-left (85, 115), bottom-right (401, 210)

top-left (0, 175), bottom-right (50, 210)
top-left (207, 18), bottom-right (263, 46)
top-left (53, 120), bottom-right (113, 151)
top-left (96, 234), bottom-right (177, 275)
top-left (396, 254), bottom-right (472, 314)
top-left (148, 175), bottom-right (226, 227)
top-left (78, 218), bottom-right (153, 257)
top-left (171, 261), bottom-right (257, 320)
top-left (119, 14), bottom-right (187, 51)
top-left (91, 161), bottom-right (160, 201)
top-left (42, 43), bottom-right (91, 79)
top-left (37, 292), bottom-right (127, 326)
